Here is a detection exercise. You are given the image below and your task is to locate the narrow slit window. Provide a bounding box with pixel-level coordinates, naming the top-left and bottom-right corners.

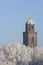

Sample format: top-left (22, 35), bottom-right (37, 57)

top-left (32, 37), bottom-right (34, 43)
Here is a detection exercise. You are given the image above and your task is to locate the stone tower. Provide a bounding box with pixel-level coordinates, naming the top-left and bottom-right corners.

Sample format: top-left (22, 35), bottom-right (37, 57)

top-left (23, 18), bottom-right (37, 47)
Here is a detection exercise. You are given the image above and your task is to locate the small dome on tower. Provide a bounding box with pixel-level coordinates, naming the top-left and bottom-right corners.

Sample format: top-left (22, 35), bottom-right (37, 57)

top-left (26, 18), bottom-right (35, 25)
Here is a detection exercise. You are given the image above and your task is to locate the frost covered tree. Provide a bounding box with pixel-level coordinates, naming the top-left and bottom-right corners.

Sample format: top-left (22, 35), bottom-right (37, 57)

top-left (0, 43), bottom-right (43, 65)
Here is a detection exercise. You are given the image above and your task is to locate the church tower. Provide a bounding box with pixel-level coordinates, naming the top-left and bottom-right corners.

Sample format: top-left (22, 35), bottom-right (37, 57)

top-left (23, 18), bottom-right (37, 47)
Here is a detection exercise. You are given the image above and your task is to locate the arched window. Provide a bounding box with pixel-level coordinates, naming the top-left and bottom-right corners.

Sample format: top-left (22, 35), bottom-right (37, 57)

top-left (32, 37), bottom-right (34, 43)
top-left (29, 25), bottom-right (31, 31)
top-left (32, 25), bottom-right (34, 31)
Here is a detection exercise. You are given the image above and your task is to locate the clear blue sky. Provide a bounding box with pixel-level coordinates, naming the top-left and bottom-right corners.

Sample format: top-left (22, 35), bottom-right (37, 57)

top-left (0, 0), bottom-right (43, 47)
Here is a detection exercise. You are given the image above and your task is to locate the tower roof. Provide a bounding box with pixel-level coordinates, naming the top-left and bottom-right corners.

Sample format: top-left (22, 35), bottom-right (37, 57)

top-left (26, 18), bottom-right (35, 25)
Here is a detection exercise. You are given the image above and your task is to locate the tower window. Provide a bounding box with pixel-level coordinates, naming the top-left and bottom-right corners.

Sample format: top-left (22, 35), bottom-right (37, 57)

top-left (29, 26), bottom-right (31, 31)
top-left (32, 37), bottom-right (34, 43)
top-left (32, 26), bottom-right (33, 29)
top-left (29, 25), bottom-right (31, 31)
